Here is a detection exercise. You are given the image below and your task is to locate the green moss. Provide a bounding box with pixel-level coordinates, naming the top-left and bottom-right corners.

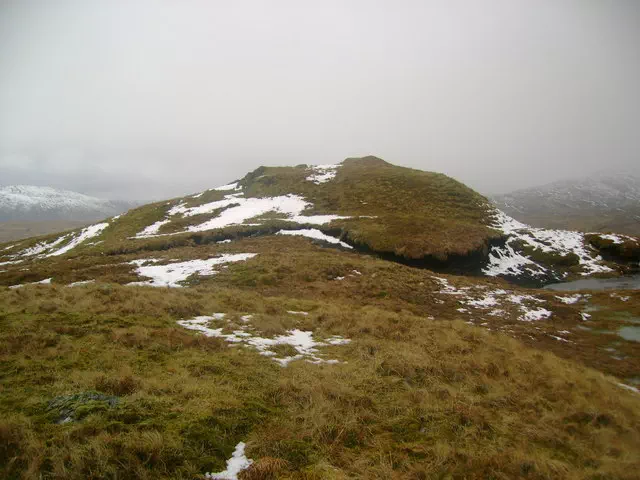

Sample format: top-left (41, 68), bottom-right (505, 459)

top-left (46, 392), bottom-right (119, 423)
top-left (528, 247), bottom-right (580, 267)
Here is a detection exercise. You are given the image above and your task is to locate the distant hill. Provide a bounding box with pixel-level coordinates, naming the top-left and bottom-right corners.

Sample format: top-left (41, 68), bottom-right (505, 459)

top-left (0, 185), bottom-right (136, 222)
top-left (491, 172), bottom-right (640, 235)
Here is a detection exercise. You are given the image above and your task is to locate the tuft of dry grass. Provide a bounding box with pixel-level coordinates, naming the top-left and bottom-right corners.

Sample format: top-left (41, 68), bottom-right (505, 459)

top-left (240, 457), bottom-right (290, 479)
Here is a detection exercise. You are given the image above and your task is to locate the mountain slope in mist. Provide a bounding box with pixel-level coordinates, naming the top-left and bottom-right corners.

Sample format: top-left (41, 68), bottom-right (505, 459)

top-left (491, 172), bottom-right (640, 235)
top-left (0, 185), bottom-right (135, 222)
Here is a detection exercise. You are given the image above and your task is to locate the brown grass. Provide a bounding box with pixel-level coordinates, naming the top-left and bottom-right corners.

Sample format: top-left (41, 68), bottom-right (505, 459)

top-left (0, 283), bottom-right (639, 479)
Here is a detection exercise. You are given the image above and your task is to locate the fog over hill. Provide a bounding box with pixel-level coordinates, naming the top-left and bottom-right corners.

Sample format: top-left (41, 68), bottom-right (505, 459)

top-left (1, 1), bottom-right (639, 199)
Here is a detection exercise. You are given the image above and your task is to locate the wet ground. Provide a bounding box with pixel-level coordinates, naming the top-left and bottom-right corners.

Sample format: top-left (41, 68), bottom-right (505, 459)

top-left (543, 274), bottom-right (640, 291)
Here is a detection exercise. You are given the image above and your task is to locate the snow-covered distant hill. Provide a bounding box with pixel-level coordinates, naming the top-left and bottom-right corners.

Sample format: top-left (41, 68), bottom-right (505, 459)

top-left (491, 172), bottom-right (640, 235)
top-left (0, 185), bottom-right (135, 222)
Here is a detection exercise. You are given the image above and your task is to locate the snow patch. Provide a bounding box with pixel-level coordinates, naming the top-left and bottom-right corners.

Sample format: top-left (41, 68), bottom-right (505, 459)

top-left (213, 182), bottom-right (241, 191)
top-left (432, 276), bottom-right (471, 296)
top-left (435, 279), bottom-right (552, 323)
top-left (13, 220), bottom-right (110, 258)
top-left (610, 293), bottom-right (630, 302)
top-left (19, 236), bottom-right (69, 257)
top-left (484, 242), bottom-right (545, 278)
top-left (128, 254), bottom-right (256, 287)
top-left (0, 259), bottom-right (23, 267)
top-left (618, 383), bottom-right (640, 394)
top-left (9, 277), bottom-right (52, 289)
top-left (466, 296), bottom-right (499, 308)
top-left (484, 209), bottom-right (613, 278)
top-left (67, 280), bottom-right (95, 287)
top-left (306, 164), bottom-right (341, 184)
top-left (177, 313), bottom-right (350, 366)
top-left (555, 294), bottom-right (583, 304)
top-left (136, 219), bottom-right (171, 238)
top-left (520, 308), bottom-right (552, 322)
top-left (277, 229), bottom-right (352, 248)
top-left (48, 223), bottom-right (109, 256)
top-left (205, 442), bottom-right (252, 479)
top-left (598, 234), bottom-right (633, 245)
top-left (182, 195), bottom-right (349, 232)
top-left (135, 190), bottom-right (351, 238)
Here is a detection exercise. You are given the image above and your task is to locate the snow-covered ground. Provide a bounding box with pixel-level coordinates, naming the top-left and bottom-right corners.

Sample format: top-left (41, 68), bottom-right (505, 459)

top-left (306, 164), bottom-right (341, 184)
top-left (484, 209), bottom-right (613, 279)
top-left (205, 442), bottom-right (252, 479)
top-left (433, 276), bottom-right (553, 323)
top-left (67, 280), bottom-right (95, 287)
top-left (0, 259), bottom-right (23, 267)
top-left (134, 180), bottom-right (351, 238)
top-left (135, 219), bottom-right (170, 238)
top-left (9, 278), bottom-right (52, 289)
top-left (213, 182), bottom-right (241, 191)
top-left (128, 254), bottom-right (257, 287)
top-left (555, 294), bottom-right (585, 304)
top-left (177, 312), bottom-right (350, 366)
top-left (47, 223), bottom-right (110, 256)
top-left (618, 383), bottom-right (640, 395)
top-left (277, 228), bottom-right (352, 248)
top-left (19, 235), bottom-right (69, 257)
top-left (1, 219), bottom-right (113, 260)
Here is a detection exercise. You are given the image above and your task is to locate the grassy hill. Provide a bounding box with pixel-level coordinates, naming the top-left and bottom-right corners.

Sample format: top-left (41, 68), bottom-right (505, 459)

top-left (69, 156), bottom-right (496, 263)
top-left (1, 157), bottom-right (639, 479)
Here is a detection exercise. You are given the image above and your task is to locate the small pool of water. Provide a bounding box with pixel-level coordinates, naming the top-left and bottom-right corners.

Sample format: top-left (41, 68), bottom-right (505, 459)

top-left (543, 274), bottom-right (640, 292)
top-left (618, 326), bottom-right (640, 342)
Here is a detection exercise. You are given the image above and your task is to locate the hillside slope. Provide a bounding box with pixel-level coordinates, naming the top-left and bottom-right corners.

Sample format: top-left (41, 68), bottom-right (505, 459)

top-left (2, 157), bottom-right (637, 286)
top-left (1, 157), bottom-right (639, 479)
top-left (0, 185), bottom-right (135, 222)
top-left (492, 172), bottom-right (640, 236)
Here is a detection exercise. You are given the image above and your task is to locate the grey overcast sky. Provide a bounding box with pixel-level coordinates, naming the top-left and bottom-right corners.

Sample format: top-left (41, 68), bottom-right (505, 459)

top-left (0, 0), bottom-right (639, 200)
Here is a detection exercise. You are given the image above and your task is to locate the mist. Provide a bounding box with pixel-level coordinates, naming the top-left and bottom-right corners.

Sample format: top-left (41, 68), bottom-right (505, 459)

top-left (1, 0), bottom-right (638, 201)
